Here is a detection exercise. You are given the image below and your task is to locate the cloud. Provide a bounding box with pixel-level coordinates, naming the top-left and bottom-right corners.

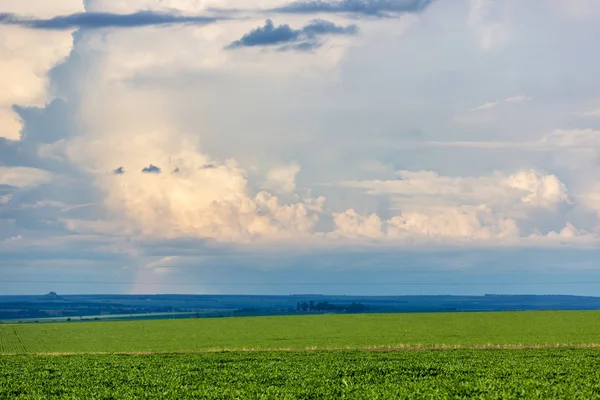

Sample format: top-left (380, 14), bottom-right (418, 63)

top-left (544, 222), bottom-right (584, 239)
top-left (270, 0), bottom-right (435, 17)
top-left (470, 95), bottom-right (531, 112)
top-left (386, 206), bottom-right (520, 241)
top-left (332, 209), bottom-right (384, 238)
top-left (60, 218), bottom-right (135, 237)
top-left (577, 108), bottom-right (600, 118)
top-left (0, 25), bottom-right (78, 140)
top-left (5, 0), bottom-right (600, 299)
top-left (263, 163), bottom-right (301, 193)
top-left (332, 205), bottom-right (520, 241)
top-left (549, 0), bottom-right (600, 20)
top-left (4, 0), bottom-right (598, 252)
top-left (227, 19), bottom-right (358, 51)
top-left (537, 129), bottom-right (600, 148)
top-left (0, 0), bottom-right (83, 141)
top-left (141, 164), bottom-right (161, 174)
top-left (0, 108), bottom-right (23, 141)
top-left (503, 170), bottom-right (569, 207)
top-left (0, 11), bottom-right (220, 30)
top-left (96, 165), bottom-right (325, 241)
top-left (0, 166), bottom-right (53, 188)
top-left (452, 95), bottom-right (531, 125)
top-left (0, 194), bottom-right (13, 205)
top-left (0, 0), bottom-right (82, 18)
top-left (45, 6), bottom-right (355, 244)
top-left (428, 129), bottom-right (600, 150)
top-left (22, 200), bottom-right (96, 212)
top-left (337, 169), bottom-right (576, 242)
top-left (344, 169), bottom-right (569, 209)
top-left (468, 0), bottom-right (510, 50)
top-left (62, 69), bottom-right (326, 242)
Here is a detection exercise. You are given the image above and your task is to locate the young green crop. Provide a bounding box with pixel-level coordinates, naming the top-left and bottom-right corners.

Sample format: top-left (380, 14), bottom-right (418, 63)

top-left (2, 310), bottom-right (600, 354)
top-left (2, 349), bottom-right (600, 399)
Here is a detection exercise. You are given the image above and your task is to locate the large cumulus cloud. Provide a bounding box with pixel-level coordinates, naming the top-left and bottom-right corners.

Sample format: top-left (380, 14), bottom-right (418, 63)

top-left (0, 0), bottom-right (83, 141)
top-left (2, 0), bottom-right (600, 251)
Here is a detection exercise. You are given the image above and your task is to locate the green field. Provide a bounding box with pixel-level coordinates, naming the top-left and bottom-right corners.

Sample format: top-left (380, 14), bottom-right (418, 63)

top-left (3, 311), bottom-right (600, 399)
top-left (2, 349), bottom-right (600, 399)
top-left (1, 311), bottom-right (600, 354)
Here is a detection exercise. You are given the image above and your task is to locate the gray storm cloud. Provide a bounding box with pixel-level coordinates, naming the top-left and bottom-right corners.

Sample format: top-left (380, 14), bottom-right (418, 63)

top-left (0, 11), bottom-right (221, 30)
top-left (227, 18), bottom-right (358, 51)
top-left (270, 0), bottom-right (435, 17)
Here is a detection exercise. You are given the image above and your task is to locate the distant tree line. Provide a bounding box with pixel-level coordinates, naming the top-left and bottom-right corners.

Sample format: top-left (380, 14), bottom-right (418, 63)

top-left (296, 301), bottom-right (368, 313)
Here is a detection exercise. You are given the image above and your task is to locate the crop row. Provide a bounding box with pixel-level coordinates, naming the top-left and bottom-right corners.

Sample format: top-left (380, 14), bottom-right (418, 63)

top-left (2, 348), bottom-right (600, 399)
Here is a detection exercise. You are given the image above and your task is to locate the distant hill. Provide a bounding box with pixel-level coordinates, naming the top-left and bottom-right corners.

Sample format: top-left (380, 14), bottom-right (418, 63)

top-left (44, 292), bottom-right (63, 300)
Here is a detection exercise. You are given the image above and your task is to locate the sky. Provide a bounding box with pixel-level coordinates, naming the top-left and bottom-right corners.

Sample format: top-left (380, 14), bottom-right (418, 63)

top-left (1, 0), bottom-right (600, 296)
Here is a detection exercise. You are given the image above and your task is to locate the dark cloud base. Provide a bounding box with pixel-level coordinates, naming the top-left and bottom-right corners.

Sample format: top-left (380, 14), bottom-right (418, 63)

top-left (142, 165), bottom-right (161, 174)
top-left (227, 19), bottom-right (358, 51)
top-left (271, 0), bottom-right (436, 17)
top-left (0, 11), bottom-right (219, 30)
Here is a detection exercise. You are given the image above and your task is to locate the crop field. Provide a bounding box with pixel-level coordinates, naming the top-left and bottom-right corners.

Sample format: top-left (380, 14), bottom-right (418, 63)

top-left (2, 311), bottom-right (600, 399)
top-left (0, 311), bottom-right (600, 354)
top-left (2, 349), bottom-right (600, 399)
top-left (1, 310), bottom-right (600, 354)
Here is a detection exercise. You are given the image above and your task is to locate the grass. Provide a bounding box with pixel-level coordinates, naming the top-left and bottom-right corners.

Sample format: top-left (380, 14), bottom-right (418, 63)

top-left (2, 310), bottom-right (600, 354)
top-left (2, 349), bottom-right (600, 399)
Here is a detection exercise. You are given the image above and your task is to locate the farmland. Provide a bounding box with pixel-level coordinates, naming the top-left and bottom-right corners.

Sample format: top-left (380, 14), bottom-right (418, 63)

top-left (2, 349), bottom-right (600, 398)
top-left (2, 311), bottom-right (600, 398)
top-left (2, 311), bottom-right (600, 354)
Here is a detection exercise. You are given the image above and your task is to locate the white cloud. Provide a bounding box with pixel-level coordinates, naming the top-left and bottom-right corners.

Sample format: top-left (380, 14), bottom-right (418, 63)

top-left (23, 201), bottom-right (96, 212)
top-left (2, 0), bottom-right (598, 252)
top-left (0, 0), bottom-right (82, 17)
top-left (67, 128), bottom-right (324, 241)
top-left (504, 95), bottom-right (531, 103)
top-left (0, 0), bottom-right (83, 141)
top-left (4, 0), bottom-right (600, 300)
top-left (85, 0), bottom-right (285, 13)
top-left (332, 205), bottom-right (519, 242)
top-left (0, 194), bottom-right (13, 205)
top-left (429, 129), bottom-right (600, 150)
top-left (503, 170), bottom-right (569, 207)
top-left (72, 13), bottom-right (355, 83)
top-left (549, 0), bottom-right (600, 19)
top-left (470, 95), bottom-right (531, 112)
top-left (528, 223), bottom-right (600, 247)
top-left (387, 205), bottom-right (519, 241)
top-left (468, 0), bottom-right (510, 51)
top-left (344, 169), bottom-right (569, 210)
top-left (37, 140), bottom-right (69, 162)
top-left (577, 108), bottom-right (600, 118)
top-left (263, 163), bottom-right (301, 194)
top-left (332, 209), bottom-right (384, 239)
top-left (0, 166), bottom-right (53, 188)
top-left (61, 218), bottom-right (134, 236)
top-left (538, 129), bottom-right (600, 148)
top-left (0, 109), bottom-right (23, 141)
top-left (336, 169), bottom-right (574, 242)
top-left (548, 222), bottom-right (581, 238)
top-left (453, 95), bottom-right (531, 125)
top-left (581, 190), bottom-right (600, 229)
top-left (62, 45), bottom-right (326, 242)
top-left (57, 2), bottom-right (363, 243)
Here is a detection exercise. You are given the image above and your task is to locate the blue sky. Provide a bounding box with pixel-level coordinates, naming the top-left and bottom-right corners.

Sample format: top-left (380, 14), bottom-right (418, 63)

top-left (1, 0), bottom-right (600, 296)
